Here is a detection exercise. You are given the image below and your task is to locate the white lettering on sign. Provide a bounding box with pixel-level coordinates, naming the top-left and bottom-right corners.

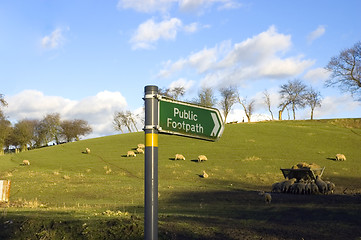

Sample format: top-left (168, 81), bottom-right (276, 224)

top-left (166, 118), bottom-right (204, 133)
top-left (173, 108), bottom-right (198, 121)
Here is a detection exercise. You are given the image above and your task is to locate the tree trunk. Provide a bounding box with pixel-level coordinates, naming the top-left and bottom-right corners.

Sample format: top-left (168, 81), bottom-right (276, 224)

top-left (310, 108), bottom-right (314, 120)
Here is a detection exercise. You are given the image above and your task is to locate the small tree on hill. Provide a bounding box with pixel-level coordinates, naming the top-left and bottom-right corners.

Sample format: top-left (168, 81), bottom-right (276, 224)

top-left (305, 87), bottom-right (322, 120)
top-left (219, 86), bottom-right (238, 123)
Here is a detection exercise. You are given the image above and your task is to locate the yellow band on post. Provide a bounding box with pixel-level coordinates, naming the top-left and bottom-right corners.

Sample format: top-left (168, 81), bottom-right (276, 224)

top-left (145, 133), bottom-right (158, 147)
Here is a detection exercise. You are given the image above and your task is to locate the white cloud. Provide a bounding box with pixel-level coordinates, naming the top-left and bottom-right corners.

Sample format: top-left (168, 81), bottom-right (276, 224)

top-left (130, 18), bottom-right (205, 49)
top-left (130, 18), bottom-right (182, 49)
top-left (158, 26), bottom-right (315, 87)
top-left (117, 0), bottom-right (241, 13)
top-left (5, 90), bottom-right (129, 138)
top-left (307, 25), bottom-right (326, 44)
top-left (168, 78), bottom-right (195, 91)
top-left (41, 27), bottom-right (68, 49)
top-left (304, 67), bottom-right (330, 84)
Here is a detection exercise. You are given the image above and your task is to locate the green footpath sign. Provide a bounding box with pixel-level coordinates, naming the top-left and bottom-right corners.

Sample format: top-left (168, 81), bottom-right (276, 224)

top-left (158, 96), bottom-right (224, 141)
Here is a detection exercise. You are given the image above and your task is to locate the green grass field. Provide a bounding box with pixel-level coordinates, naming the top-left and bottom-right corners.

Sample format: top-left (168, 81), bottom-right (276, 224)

top-left (0, 119), bottom-right (360, 239)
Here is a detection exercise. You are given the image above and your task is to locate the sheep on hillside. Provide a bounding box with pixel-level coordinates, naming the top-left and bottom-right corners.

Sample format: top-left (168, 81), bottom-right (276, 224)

top-left (325, 181), bottom-right (336, 194)
top-left (201, 170), bottom-right (209, 178)
top-left (290, 180), bottom-right (306, 194)
top-left (335, 154), bottom-right (346, 161)
top-left (137, 144), bottom-right (145, 149)
top-left (281, 178), bottom-right (296, 193)
top-left (198, 155), bottom-right (208, 162)
top-left (22, 160), bottom-right (30, 166)
top-left (85, 148), bottom-right (91, 154)
top-left (127, 151), bottom-right (136, 157)
top-left (175, 154), bottom-right (185, 160)
top-left (271, 182), bottom-right (282, 193)
top-left (136, 148), bottom-right (144, 154)
top-left (259, 191), bottom-right (272, 204)
top-left (310, 181), bottom-right (319, 194)
top-left (305, 182), bottom-right (311, 194)
top-left (315, 175), bottom-right (328, 194)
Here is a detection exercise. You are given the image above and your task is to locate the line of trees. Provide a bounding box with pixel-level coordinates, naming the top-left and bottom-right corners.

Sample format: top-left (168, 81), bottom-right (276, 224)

top-left (0, 99), bottom-right (92, 154)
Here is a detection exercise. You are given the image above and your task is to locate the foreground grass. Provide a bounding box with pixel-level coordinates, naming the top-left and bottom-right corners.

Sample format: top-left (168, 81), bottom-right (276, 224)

top-left (0, 119), bottom-right (360, 239)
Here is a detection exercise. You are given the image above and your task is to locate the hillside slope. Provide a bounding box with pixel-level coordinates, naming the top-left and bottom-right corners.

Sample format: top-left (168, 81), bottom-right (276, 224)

top-left (1, 119), bottom-right (360, 208)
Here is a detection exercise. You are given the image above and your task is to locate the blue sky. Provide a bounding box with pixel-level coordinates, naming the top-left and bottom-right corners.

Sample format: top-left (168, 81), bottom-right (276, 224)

top-left (1, 0), bottom-right (361, 138)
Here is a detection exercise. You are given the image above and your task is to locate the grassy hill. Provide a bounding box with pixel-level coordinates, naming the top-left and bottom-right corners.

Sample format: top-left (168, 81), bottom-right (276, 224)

top-left (0, 119), bottom-right (360, 239)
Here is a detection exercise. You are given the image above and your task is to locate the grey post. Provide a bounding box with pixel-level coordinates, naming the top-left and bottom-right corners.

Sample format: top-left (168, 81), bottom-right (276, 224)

top-left (144, 85), bottom-right (159, 240)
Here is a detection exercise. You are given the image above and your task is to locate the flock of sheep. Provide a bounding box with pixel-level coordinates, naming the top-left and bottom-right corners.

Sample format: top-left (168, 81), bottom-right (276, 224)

top-left (271, 162), bottom-right (336, 195)
top-left (84, 146), bottom-right (209, 178)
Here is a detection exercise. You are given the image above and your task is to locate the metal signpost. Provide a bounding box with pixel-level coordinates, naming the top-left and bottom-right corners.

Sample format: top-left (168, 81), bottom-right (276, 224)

top-left (143, 85), bottom-right (224, 240)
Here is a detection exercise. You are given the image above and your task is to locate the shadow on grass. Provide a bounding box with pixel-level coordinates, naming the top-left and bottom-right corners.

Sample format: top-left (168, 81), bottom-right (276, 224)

top-left (157, 177), bottom-right (361, 240)
top-left (0, 209), bottom-right (143, 240)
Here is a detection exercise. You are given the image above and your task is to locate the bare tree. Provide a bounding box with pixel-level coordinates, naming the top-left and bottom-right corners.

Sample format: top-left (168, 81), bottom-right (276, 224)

top-left (325, 41), bottom-right (361, 100)
top-left (263, 90), bottom-right (274, 120)
top-left (40, 113), bottom-right (62, 144)
top-left (159, 86), bottom-right (185, 100)
top-left (279, 79), bottom-right (307, 120)
top-left (305, 87), bottom-right (322, 120)
top-left (193, 87), bottom-right (217, 107)
top-left (219, 86), bottom-right (238, 123)
top-left (126, 110), bottom-right (139, 132)
top-left (238, 95), bottom-right (256, 123)
top-left (113, 110), bottom-right (138, 133)
top-left (61, 119), bottom-right (92, 142)
top-left (0, 94), bottom-right (7, 108)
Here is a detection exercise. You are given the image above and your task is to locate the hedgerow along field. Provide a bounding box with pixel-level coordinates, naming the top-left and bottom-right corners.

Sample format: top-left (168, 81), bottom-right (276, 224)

top-left (0, 119), bottom-right (360, 239)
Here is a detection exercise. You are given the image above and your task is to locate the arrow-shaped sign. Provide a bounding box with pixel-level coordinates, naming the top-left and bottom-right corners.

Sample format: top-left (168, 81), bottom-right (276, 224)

top-left (210, 112), bottom-right (220, 137)
top-left (158, 96), bottom-right (224, 141)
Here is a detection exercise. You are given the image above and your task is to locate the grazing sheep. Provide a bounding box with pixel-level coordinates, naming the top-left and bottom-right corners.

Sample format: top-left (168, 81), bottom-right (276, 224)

top-left (305, 182), bottom-right (311, 194)
top-left (201, 170), bottom-right (208, 178)
top-left (175, 154), bottom-right (185, 160)
top-left (137, 144), bottom-right (145, 149)
top-left (325, 181), bottom-right (336, 194)
top-left (281, 178), bottom-right (296, 193)
top-left (22, 160), bottom-right (30, 165)
top-left (315, 175), bottom-right (328, 194)
top-left (85, 148), bottom-right (90, 154)
top-left (197, 155), bottom-right (208, 162)
top-left (136, 148), bottom-right (144, 154)
top-left (310, 181), bottom-right (319, 194)
top-left (259, 191), bottom-right (272, 204)
top-left (127, 151), bottom-right (136, 157)
top-left (271, 182), bottom-right (282, 193)
top-left (291, 180), bottom-right (306, 194)
top-left (335, 154), bottom-right (346, 161)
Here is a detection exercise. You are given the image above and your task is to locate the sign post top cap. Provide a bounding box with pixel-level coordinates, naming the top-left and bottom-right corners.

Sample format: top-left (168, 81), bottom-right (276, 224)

top-left (145, 85), bottom-right (158, 92)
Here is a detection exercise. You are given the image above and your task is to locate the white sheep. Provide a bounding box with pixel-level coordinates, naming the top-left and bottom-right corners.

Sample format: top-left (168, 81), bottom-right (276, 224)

top-left (271, 182), bottom-right (282, 193)
top-left (137, 144), bottom-right (145, 149)
top-left (22, 160), bottom-right (30, 165)
top-left (127, 151), bottom-right (136, 157)
top-left (281, 178), bottom-right (296, 193)
top-left (85, 148), bottom-right (91, 154)
top-left (197, 155), bottom-right (208, 162)
top-left (175, 154), bottom-right (185, 160)
top-left (325, 181), bottom-right (336, 194)
top-left (315, 175), bottom-right (328, 194)
top-left (304, 182), bottom-right (311, 194)
top-left (335, 154), bottom-right (346, 161)
top-left (310, 181), bottom-right (319, 194)
top-left (291, 180), bottom-right (306, 194)
top-left (201, 170), bottom-right (208, 178)
top-left (136, 148), bottom-right (144, 154)
top-left (259, 191), bottom-right (272, 204)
